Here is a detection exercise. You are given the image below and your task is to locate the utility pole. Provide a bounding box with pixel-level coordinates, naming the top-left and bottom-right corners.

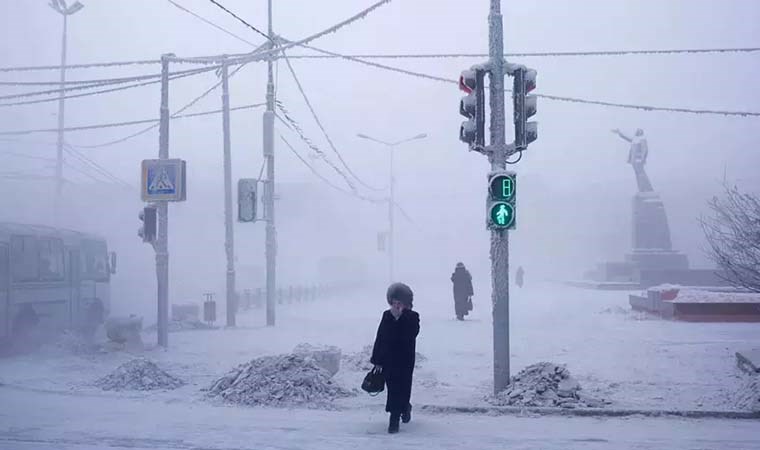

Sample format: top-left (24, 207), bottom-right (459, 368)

top-left (263, 0), bottom-right (277, 327)
top-left (49, 0), bottom-right (84, 219)
top-left (356, 133), bottom-right (428, 284)
top-left (488, 0), bottom-right (511, 394)
top-left (156, 53), bottom-right (172, 348)
top-left (221, 58), bottom-right (236, 327)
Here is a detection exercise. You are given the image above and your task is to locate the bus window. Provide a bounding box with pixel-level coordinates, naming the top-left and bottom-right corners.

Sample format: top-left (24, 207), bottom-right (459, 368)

top-left (10, 236), bottom-right (38, 282)
top-left (39, 238), bottom-right (65, 281)
top-left (81, 239), bottom-right (108, 281)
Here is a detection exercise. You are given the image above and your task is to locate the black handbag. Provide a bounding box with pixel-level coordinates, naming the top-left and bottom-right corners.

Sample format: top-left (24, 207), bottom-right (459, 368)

top-left (361, 369), bottom-right (385, 396)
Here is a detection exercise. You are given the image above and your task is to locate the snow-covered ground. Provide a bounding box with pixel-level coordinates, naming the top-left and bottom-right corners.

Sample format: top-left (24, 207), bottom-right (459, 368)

top-left (0, 282), bottom-right (757, 411)
top-left (1, 386), bottom-right (759, 450)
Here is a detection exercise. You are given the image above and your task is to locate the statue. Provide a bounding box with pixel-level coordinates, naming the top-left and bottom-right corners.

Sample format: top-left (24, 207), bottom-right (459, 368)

top-left (611, 128), bottom-right (653, 192)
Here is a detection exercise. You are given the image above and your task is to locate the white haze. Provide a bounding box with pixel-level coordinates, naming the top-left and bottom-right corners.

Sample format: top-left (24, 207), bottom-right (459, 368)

top-left (1, 0), bottom-right (759, 324)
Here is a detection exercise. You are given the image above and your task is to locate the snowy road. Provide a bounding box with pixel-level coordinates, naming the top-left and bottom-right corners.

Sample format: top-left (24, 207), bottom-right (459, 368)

top-left (1, 387), bottom-right (759, 450)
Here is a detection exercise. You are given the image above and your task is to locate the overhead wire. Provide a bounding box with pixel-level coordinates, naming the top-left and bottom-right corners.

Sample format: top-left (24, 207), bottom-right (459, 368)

top-left (64, 143), bottom-right (134, 188)
top-left (166, 0), bottom-right (259, 47)
top-left (0, 103), bottom-right (265, 136)
top-left (0, 67), bottom-right (211, 88)
top-left (0, 59), bottom-right (160, 73)
top-left (207, 0), bottom-right (272, 42)
top-left (280, 48), bottom-right (384, 192)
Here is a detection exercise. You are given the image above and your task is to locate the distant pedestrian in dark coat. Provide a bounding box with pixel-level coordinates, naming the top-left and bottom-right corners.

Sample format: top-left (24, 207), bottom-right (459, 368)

top-left (451, 262), bottom-right (474, 320)
top-left (371, 282), bottom-right (420, 434)
top-left (516, 266), bottom-right (525, 288)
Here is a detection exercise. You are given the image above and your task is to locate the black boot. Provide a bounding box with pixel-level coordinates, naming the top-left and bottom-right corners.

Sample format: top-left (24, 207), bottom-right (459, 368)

top-left (401, 404), bottom-right (412, 424)
top-left (388, 413), bottom-right (400, 434)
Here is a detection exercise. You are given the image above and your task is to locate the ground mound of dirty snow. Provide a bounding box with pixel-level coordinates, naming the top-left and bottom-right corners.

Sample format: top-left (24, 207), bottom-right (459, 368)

top-left (145, 320), bottom-right (217, 333)
top-left (94, 358), bottom-right (185, 391)
top-left (40, 330), bottom-right (103, 355)
top-left (735, 376), bottom-right (760, 411)
top-left (341, 344), bottom-right (427, 372)
top-left (487, 362), bottom-right (608, 408)
top-left (206, 354), bottom-right (354, 408)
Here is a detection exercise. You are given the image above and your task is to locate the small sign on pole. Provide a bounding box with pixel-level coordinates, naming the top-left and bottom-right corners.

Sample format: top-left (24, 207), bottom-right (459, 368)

top-left (238, 178), bottom-right (257, 222)
top-left (141, 159), bottom-right (187, 202)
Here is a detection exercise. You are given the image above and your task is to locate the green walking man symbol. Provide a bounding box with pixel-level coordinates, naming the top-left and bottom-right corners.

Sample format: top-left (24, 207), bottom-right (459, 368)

top-left (495, 204), bottom-right (510, 225)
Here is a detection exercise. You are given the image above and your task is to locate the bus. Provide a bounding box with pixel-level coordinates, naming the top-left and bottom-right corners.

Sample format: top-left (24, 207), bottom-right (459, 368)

top-left (0, 222), bottom-right (116, 348)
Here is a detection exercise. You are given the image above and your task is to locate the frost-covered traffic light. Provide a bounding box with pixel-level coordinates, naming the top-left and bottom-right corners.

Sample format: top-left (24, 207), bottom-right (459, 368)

top-left (459, 68), bottom-right (486, 149)
top-left (513, 66), bottom-right (537, 150)
top-left (138, 206), bottom-right (157, 243)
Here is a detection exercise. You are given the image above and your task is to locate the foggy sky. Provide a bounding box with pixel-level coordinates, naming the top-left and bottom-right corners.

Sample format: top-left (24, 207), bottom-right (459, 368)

top-left (1, 0), bottom-right (759, 320)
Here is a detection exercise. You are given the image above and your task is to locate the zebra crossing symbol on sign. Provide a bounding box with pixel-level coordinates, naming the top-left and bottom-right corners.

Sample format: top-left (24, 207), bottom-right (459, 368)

top-left (141, 159), bottom-right (187, 202)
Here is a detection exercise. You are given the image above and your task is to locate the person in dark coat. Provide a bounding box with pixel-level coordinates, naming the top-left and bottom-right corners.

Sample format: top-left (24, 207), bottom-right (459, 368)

top-left (451, 262), bottom-right (474, 320)
top-left (371, 282), bottom-right (420, 434)
top-left (516, 266), bottom-right (525, 288)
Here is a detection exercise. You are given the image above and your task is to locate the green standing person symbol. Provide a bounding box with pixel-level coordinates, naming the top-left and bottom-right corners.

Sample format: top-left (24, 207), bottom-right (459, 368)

top-left (489, 202), bottom-right (515, 229)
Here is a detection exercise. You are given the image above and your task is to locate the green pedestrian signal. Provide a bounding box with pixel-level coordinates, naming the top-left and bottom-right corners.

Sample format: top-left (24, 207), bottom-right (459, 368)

top-left (489, 202), bottom-right (515, 229)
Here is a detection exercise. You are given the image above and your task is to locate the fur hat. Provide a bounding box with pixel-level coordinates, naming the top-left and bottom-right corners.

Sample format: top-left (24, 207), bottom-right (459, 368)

top-left (386, 282), bottom-right (413, 307)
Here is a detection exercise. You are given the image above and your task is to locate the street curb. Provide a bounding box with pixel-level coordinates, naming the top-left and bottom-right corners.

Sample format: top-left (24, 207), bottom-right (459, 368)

top-left (417, 404), bottom-right (760, 420)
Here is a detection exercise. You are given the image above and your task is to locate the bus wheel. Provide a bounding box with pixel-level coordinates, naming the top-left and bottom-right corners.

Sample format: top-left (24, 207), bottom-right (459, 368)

top-left (11, 305), bottom-right (40, 351)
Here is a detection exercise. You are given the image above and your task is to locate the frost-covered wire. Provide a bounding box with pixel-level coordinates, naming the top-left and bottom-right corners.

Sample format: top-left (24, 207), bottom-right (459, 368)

top-left (0, 66), bottom-right (215, 100)
top-left (0, 102), bottom-right (264, 136)
top-left (284, 47), bottom-right (760, 59)
top-left (167, 0), bottom-right (259, 47)
top-left (0, 59), bottom-right (160, 73)
top-left (73, 62), bottom-right (251, 148)
top-left (280, 134), bottom-right (383, 204)
top-left (276, 101), bottom-right (359, 193)
top-left (0, 66), bottom-right (215, 108)
top-left (297, 44), bottom-right (760, 117)
top-left (170, 0), bottom-right (392, 65)
top-left (280, 49), bottom-right (383, 192)
top-left (64, 144), bottom-right (134, 188)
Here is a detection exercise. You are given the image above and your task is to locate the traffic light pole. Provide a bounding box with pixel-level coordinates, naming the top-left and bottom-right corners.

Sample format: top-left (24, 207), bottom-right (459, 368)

top-left (488, 0), bottom-right (511, 394)
top-left (221, 58), bottom-right (237, 328)
top-left (156, 54), bottom-right (172, 348)
top-left (388, 146), bottom-right (395, 284)
top-left (263, 0), bottom-right (277, 327)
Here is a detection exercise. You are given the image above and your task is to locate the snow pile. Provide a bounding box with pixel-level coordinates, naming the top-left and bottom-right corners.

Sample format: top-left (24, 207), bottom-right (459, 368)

top-left (94, 358), bottom-right (185, 391)
top-left (292, 343), bottom-right (341, 377)
top-left (734, 376), bottom-right (760, 411)
top-left (488, 362), bottom-right (607, 409)
top-left (206, 354), bottom-right (354, 408)
top-left (41, 331), bottom-right (102, 355)
top-left (341, 344), bottom-right (427, 372)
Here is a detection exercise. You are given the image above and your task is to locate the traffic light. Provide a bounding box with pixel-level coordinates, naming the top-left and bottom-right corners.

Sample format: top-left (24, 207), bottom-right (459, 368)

top-left (513, 66), bottom-right (537, 150)
top-left (237, 178), bottom-right (257, 222)
top-left (459, 68), bottom-right (486, 149)
top-left (138, 205), bottom-right (157, 243)
top-left (487, 171), bottom-right (516, 230)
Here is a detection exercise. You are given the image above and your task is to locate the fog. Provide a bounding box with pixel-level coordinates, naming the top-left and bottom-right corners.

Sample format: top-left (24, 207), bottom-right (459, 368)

top-left (1, 0), bottom-right (759, 323)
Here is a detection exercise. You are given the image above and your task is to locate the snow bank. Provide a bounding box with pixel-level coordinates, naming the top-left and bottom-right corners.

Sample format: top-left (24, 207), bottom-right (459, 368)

top-left (735, 376), bottom-right (760, 411)
top-left (292, 343), bottom-right (341, 377)
top-left (341, 344), bottom-right (427, 372)
top-left (206, 354), bottom-right (354, 409)
top-left (144, 320), bottom-right (218, 333)
top-left (487, 362), bottom-right (608, 409)
top-left (95, 358), bottom-right (185, 391)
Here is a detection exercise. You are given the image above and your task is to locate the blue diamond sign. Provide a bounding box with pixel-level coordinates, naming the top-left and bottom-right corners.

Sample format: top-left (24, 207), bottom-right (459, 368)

top-left (141, 159), bottom-right (187, 202)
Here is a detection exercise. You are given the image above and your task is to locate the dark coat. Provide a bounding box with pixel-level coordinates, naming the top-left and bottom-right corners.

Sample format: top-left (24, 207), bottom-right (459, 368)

top-left (370, 309), bottom-right (420, 414)
top-left (451, 267), bottom-right (474, 299)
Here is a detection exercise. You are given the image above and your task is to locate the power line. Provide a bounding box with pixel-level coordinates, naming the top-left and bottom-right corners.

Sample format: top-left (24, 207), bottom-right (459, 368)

top-left (73, 62), bottom-right (252, 148)
top-left (0, 59), bottom-right (160, 73)
top-left (0, 103), bottom-right (264, 136)
top-left (206, 0), bottom-right (272, 42)
top-left (0, 150), bottom-right (55, 162)
top-left (0, 66), bottom-right (215, 100)
top-left (280, 48), bottom-right (383, 192)
top-left (170, 0), bottom-right (392, 65)
top-left (297, 43), bottom-right (760, 117)
top-left (0, 66), bottom-right (215, 108)
top-left (64, 144), bottom-right (134, 188)
top-left (276, 100), bottom-right (359, 193)
top-left (280, 134), bottom-right (383, 204)
top-left (167, 0), bottom-right (259, 47)
top-left (283, 46), bottom-right (760, 60)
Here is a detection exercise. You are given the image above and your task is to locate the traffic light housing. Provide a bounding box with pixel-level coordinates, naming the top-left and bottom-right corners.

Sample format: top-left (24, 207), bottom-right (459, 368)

top-left (138, 206), bottom-right (157, 243)
top-left (237, 178), bottom-right (257, 222)
top-left (459, 68), bottom-right (486, 149)
top-left (487, 171), bottom-right (516, 230)
top-left (513, 66), bottom-right (537, 150)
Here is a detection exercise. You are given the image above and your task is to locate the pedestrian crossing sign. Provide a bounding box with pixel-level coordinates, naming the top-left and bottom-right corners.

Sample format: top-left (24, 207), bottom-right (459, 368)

top-left (141, 159), bottom-right (187, 201)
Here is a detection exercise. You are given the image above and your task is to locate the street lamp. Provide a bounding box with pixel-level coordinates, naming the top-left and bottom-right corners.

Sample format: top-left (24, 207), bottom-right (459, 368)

top-left (49, 0), bottom-right (85, 218)
top-left (356, 132), bottom-right (428, 284)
